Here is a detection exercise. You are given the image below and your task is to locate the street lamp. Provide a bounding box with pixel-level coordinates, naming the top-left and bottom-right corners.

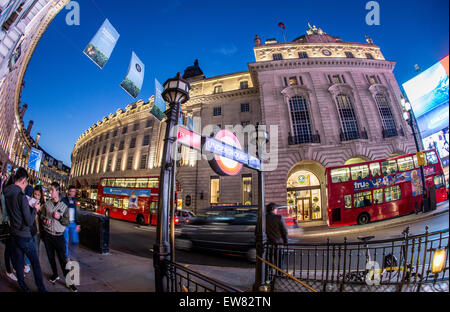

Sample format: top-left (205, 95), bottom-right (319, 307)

top-left (251, 123), bottom-right (269, 291)
top-left (400, 96), bottom-right (428, 211)
top-left (153, 73), bottom-right (190, 292)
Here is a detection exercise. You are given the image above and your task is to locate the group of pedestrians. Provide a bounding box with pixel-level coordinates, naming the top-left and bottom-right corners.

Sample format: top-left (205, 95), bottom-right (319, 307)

top-left (0, 168), bottom-right (81, 292)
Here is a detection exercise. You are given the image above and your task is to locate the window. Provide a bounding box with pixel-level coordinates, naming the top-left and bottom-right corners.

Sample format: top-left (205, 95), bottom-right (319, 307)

top-left (126, 156), bottom-right (134, 170)
top-left (210, 177), bottom-right (220, 204)
top-left (351, 165), bottom-right (370, 181)
top-left (214, 86), bottom-right (223, 94)
top-left (240, 81), bottom-right (249, 89)
top-left (143, 135), bottom-right (151, 146)
top-left (273, 53), bottom-right (283, 61)
top-left (354, 191), bottom-right (372, 208)
top-left (299, 52), bottom-right (309, 59)
top-left (105, 133), bottom-right (109, 140)
top-left (375, 94), bottom-right (397, 138)
top-left (99, 134), bottom-right (103, 142)
top-left (96, 148), bottom-right (100, 156)
top-left (109, 143), bottom-right (115, 153)
top-left (146, 119), bottom-right (153, 128)
top-left (332, 75), bottom-right (342, 84)
top-left (368, 163), bottom-right (381, 178)
top-left (133, 123), bottom-right (140, 131)
top-left (213, 107), bottom-right (222, 116)
top-left (398, 157), bottom-right (414, 171)
top-left (435, 175), bottom-right (446, 189)
top-left (336, 94), bottom-right (360, 140)
top-left (331, 168), bottom-right (350, 183)
top-left (366, 53), bottom-right (374, 59)
top-left (242, 176), bottom-right (252, 205)
top-left (113, 130), bottom-right (118, 137)
top-left (381, 160), bottom-right (398, 175)
top-left (119, 141), bottom-right (125, 151)
top-left (289, 77), bottom-right (298, 86)
top-left (130, 137), bottom-right (137, 149)
top-left (140, 154), bottom-right (147, 170)
top-left (102, 145), bottom-right (107, 155)
top-left (345, 52), bottom-right (355, 58)
top-left (373, 189), bottom-right (384, 204)
top-left (368, 75), bottom-right (377, 85)
top-left (115, 157), bottom-right (122, 171)
top-left (241, 103), bottom-right (250, 113)
top-left (426, 152), bottom-right (438, 165)
top-left (290, 96), bottom-right (313, 144)
top-left (122, 126), bottom-right (128, 135)
top-left (107, 158), bottom-right (112, 172)
top-left (385, 185), bottom-right (401, 202)
top-left (344, 195), bottom-right (352, 209)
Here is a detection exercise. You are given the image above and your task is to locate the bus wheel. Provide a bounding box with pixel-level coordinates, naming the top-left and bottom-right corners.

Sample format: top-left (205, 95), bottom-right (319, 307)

top-left (105, 209), bottom-right (110, 218)
top-left (136, 214), bottom-right (145, 225)
top-left (357, 213), bottom-right (370, 225)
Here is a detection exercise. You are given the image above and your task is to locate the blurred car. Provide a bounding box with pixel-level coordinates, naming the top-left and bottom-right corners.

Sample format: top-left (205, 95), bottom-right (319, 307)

top-left (78, 198), bottom-right (97, 212)
top-left (175, 209), bottom-right (196, 225)
top-left (175, 208), bottom-right (257, 262)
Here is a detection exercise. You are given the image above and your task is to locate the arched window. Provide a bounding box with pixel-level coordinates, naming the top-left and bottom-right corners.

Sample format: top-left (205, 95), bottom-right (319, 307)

top-left (336, 94), bottom-right (360, 141)
top-left (375, 93), bottom-right (398, 138)
top-left (289, 96), bottom-right (313, 144)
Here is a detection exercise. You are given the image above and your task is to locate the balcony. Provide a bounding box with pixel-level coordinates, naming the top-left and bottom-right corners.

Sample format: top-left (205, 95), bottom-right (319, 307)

top-left (288, 132), bottom-right (321, 145)
top-left (382, 128), bottom-right (399, 139)
top-left (340, 129), bottom-right (368, 142)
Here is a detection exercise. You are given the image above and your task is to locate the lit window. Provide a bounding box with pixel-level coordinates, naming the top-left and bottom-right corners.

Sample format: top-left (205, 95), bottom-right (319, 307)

top-left (370, 163), bottom-right (382, 177)
top-left (242, 176), bottom-right (252, 205)
top-left (385, 185), bottom-right (401, 202)
top-left (435, 175), bottom-right (446, 189)
top-left (381, 160), bottom-right (398, 176)
top-left (210, 177), bottom-right (220, 204)
top-left (373, 189), bottom-right (384, 204)
top-left (289, 77), bottom-right (298, 86)
top-left (331, 168), bottom-right (350, 183)
top-left (351, 165), bottom-right (370, 181)
top-left (214, 86), bottom-right (223, 94)
top-left (354, 191), bottom-right (372, 208)
top-left (398, 157), bottom-right (414, 171)
top-left (344, 195), bottom-right (352, 209)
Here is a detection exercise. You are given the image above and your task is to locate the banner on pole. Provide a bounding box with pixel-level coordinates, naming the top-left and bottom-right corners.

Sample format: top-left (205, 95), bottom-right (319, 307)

top-left (120, 52), bottom-right (145, 99)
top-left (27, 148), bottom-right (43, 172)
top-left (150, 79), bottom-right (166, 121)
top-left (83, 19), bottom-right (120, 69)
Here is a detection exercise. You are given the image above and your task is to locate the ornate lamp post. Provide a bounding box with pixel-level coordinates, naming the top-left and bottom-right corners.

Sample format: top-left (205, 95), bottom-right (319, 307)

top-left (400, 97), bottom-right (428, 211)
top-left (153, 73), bottom-right (190, 292)
top-left (251, 123), bottom-right (269, 291)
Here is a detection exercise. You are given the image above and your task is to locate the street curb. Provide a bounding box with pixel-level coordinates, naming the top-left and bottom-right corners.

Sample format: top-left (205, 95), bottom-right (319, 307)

top-left (291, 208), bottom-right (449, 239)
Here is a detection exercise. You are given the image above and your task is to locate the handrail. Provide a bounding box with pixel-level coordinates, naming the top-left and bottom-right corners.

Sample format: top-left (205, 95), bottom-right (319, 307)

top-left (257, 256), bottom-right (319, 292)
top-left (164, 260), bottom-right (244, 293)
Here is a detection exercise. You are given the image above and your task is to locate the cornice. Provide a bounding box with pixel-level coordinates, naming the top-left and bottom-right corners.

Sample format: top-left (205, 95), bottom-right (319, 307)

top-left (186, 88), bottom-right (259, 106)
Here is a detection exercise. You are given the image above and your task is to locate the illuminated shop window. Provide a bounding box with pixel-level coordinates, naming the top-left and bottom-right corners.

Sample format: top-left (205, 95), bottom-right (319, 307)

top-left (210, 177), bottom-right (220, 204)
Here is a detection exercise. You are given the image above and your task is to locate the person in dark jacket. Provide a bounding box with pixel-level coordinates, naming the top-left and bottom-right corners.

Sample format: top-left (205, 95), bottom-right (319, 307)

top-left (62, 185), bottom-right (80, 260)
top-left (4, 168), bottom-right (46, 292)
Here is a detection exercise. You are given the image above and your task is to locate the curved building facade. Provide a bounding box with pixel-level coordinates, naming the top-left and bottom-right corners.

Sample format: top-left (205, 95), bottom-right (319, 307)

top-left (71, 26), bottom-right (417, 223)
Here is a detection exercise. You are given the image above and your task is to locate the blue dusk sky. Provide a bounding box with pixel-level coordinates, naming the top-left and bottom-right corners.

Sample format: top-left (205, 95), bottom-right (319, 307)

top-left (21, 0), bottom-right (449, 166)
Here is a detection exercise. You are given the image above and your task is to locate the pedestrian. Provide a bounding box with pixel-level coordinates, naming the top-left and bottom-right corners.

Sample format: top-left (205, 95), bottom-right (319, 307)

top-left (1, 175), bottom-right (17, 282)
top-left (23, 184), bottom-right (35, 274)
top-left (41, 182), bottom-right (78, 292)
top-left (32, 186), bottom-right (45, 256)
top-left (3, 168), bottom-right (46, 292)
top-left (62, 185), bottom-right (80, 261)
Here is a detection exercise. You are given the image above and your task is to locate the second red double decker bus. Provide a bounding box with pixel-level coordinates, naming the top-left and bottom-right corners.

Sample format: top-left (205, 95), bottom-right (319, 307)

top-left (327, 150), bottom-right (447, 227)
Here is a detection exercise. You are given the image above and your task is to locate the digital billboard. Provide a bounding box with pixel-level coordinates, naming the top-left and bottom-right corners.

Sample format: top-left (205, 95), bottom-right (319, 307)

top-left (403, 56), bottom-right (449, 139)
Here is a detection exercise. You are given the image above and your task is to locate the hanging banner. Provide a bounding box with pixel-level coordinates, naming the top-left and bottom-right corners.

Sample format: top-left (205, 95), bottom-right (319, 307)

top-left (83, 19), bottom-right (120, 69)
top-left (120, 52), bottom-right (145, 99)
top-left (27, 148), bottom-right (43, 172)
top-left (150, 79), bottom-right (166, 121)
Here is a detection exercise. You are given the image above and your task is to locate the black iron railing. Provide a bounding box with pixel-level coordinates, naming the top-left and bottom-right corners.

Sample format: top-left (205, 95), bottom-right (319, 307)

top-left (288, 133), bottom-right (321, 145)
top-left (382, 128), bottom-right (399, 139)
top-left (163, 260), bottom-right (243, 292)
top-left (264, 228), bottom-right (449, 292)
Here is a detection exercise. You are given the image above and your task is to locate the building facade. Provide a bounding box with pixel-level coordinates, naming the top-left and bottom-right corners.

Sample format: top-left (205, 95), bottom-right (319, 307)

top-left (71, 26), bottom-right (417, 223)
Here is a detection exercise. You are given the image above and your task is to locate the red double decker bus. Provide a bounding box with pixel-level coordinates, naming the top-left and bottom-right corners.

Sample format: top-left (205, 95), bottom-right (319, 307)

top-left (327, 150), bottom-right (447, 227)
top-left (97, 176), bottom-right (178, 225)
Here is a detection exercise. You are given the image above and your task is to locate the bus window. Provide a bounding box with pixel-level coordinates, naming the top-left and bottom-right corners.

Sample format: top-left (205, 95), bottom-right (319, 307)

top-left (331, 168), bottom-right (350, 183)
top-left (385, 185), bottom-right (401, 202)
top-left (370, 163), bottom-right (381, 178)
top-left (344, 195), bottom-right (352, 209)
top-left (136, 178), bottom-right (148, 188)
top-left (381, 160), bottom-right (398, 176)
top-left (150, 202), bottom-right (158, 214)
top-left (373, 189), bottom-right (384, 204)
top-left (101, 179), bottom-right (107, 187)
top-left (435, 175), bottom-right (446, 189)
top-left (426, 152), bottom-right (438, 165)
top-left (148, 178), bottom-right (159, 188)
top-left (351, 165), bottom-right (370, 181)
top-left (354, 191), bottom-right (372, 208)
top-left (117, 179), bottom-right (126, 187)
top-left (126, 179), bottom-right (136, 188)
top-left (123, 198), bottom-right (129, 209)
top-left (413, 155), bottom-right (419, 168)
top-left (114, 198), bottom-right (119, 208)
top-left (398, 157), bottom-right (414, 172)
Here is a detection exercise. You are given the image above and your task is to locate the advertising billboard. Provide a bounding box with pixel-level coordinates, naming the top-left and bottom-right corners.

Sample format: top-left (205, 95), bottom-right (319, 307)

top-left (120, 51), bottom-right (145, 99)
top-left (27, 148), bottom-right (43, 172)
top-left (84, 19), bottom-right (120, 69)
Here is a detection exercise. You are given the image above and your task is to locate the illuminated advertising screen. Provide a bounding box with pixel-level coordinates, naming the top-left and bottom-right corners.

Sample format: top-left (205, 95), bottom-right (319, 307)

top-left (403, 56), bottom-right (449, 139)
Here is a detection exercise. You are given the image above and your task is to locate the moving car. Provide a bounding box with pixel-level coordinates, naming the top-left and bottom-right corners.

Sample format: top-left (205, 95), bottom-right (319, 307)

top-left (175, 207), bottom-right (257, 262)
top-left (175, 209), bottom-right (196, 225)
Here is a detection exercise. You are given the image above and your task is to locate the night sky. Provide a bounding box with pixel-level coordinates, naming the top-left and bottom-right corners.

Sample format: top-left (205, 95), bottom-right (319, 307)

top-left (21, 0), bottom-right (449, 166)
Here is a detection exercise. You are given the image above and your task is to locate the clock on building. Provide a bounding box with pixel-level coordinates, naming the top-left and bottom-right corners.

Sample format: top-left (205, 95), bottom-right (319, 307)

top-left (322, 49), bottom-right (332, 56)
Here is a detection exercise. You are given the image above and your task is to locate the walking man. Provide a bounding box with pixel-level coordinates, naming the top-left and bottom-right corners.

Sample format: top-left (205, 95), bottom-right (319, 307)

top-left (62, 185), bottom-right (80, 261)
top-left (41, 182), bottom-right (78, 292)
top-left (3, 168), bottom-right (46, 292)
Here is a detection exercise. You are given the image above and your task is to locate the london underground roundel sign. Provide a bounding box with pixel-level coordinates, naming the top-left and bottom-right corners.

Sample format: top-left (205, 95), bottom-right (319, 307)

top-left (209, 130), bottom-right (244, 176)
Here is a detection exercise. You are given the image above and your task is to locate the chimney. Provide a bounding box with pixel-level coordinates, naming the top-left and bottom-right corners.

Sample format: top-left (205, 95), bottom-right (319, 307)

top-left (26, 120), bottom-right (34, 135)
top-left (35, 133), bottom-right (41, 146)
top-left (20, 104), bottom-right (28, 119)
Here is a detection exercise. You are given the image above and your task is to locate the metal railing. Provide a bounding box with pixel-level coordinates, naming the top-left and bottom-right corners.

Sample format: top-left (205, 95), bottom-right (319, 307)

top-left (163, 260), bottom-right (243, 292)
top-left (264, 228), bottom-right (449, 292)
top-left (340, 129), bottom-right (368, 142)
top-left (382, 128), bottom-right (399, 139)
top-left (288, 133), bottom-right (321, 145)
